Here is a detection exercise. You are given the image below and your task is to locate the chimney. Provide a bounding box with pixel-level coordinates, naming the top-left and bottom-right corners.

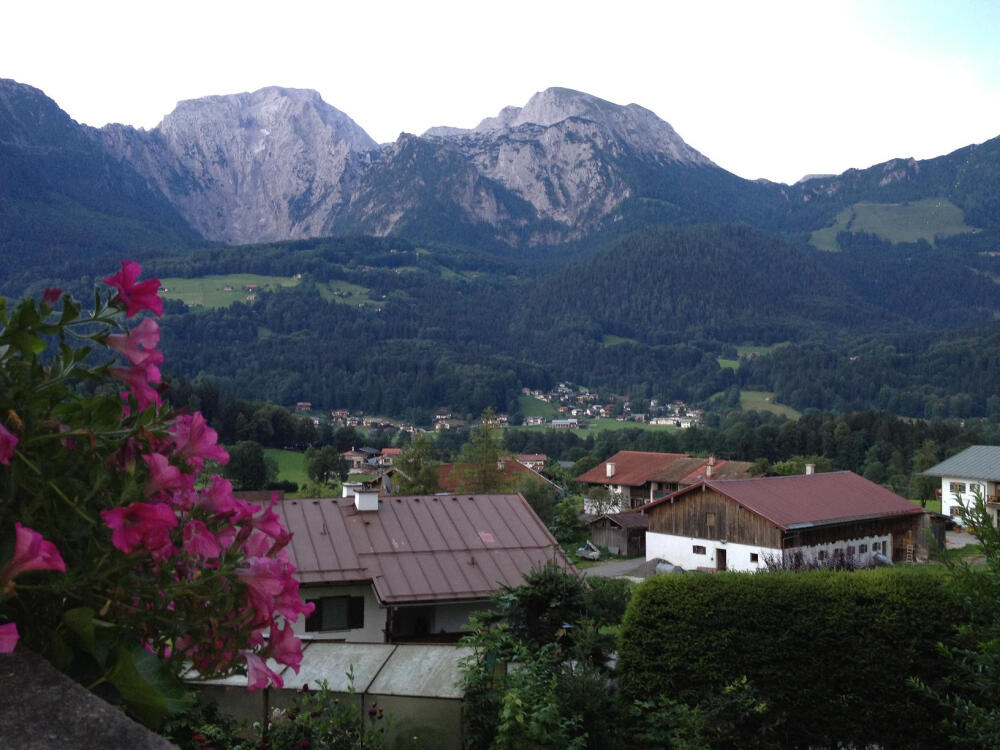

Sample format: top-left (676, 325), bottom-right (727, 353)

top-left (354, 488), bottom-right (380, 512)
top-left (805, 463), bottom-right (815, 475)
top-left (606, 462), bottom-right (616, 478)
top-left (706, 463), bottom-right (714, 479)
top-left (497, 457), bottom-right (505, 472)
top-left (708, 455), bottom-right (716, 467)
top-left (342, 481), bottom-right (363, 498)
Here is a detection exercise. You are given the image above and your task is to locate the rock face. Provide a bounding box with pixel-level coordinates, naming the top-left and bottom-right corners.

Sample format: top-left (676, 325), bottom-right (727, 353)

top-left (100, 86), bottom-right (723, 245)
top-left (100, 87), bottom-right (378, 244)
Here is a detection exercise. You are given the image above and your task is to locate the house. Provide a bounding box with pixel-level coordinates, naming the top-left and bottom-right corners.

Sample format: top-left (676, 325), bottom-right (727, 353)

top-left (641, 471), bottom-right (928, 572)
top-left (549, 418), bottom-right (579, 429)
top-left (589, 512), bottom-right (648, 557)
top-left (379, 447), bottom-right (402, 467)
top-left (341, 449), bottom-right (368, 472)
top-left (434, 457), bottom-right (559, 494)
top-left (922, 445), bottom-right (1000, 524)
top-left (650, 456), bottom-right (756, 497)
top-left (517, 453), bottom-right (547, 472)
top-left (277, 487), bottom-right (574, 643)
top-left (576, 451), bottom-right (691, 511)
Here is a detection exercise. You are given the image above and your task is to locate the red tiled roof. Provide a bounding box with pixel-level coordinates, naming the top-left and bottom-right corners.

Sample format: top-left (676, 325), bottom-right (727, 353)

top-left (381, 448), bottom-right (402, 456)
top-left (517, 454), bottom-right (547, 463)
top-left (643, 471), bottom-right (924, 530)
top-left (435, 458), bottom-right (541, 493)
top-left (576, 451), bottom-right (690, 487)
top-left (278, 493), bottom-right (573, 604)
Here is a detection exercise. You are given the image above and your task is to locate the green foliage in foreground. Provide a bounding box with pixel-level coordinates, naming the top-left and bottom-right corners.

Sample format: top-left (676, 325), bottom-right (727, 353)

top-left (618, 567), bottom-right (966, 749)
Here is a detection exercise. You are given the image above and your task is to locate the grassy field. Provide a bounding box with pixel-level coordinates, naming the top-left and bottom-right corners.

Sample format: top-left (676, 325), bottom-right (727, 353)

top-left (518, 395), bottom-right (561, 419)
top-left (717, 343), bottom-right (788, 370)
top-left (264, 448), bottom-right (308, 486)
top-left (317, 280), bottom-right (380, 306)
top-left (160, 274), bottom-right (300, 308)
top-left (739, 390), bottom-right (801, 419)
top-left (811, 198), bottom-right (975, 252)
top-left (602, 334), bottom-right (640, 346)
top-left (587, 419), bottom-right (680, 433)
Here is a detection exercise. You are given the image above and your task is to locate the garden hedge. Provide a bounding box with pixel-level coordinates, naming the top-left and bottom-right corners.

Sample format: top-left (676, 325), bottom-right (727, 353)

top-left (618, 567), bottom-right (968, 749)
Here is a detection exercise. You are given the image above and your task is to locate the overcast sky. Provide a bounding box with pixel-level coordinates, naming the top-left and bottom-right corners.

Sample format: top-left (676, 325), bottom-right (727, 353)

top-left (3, 0), bottom-right (999, 184)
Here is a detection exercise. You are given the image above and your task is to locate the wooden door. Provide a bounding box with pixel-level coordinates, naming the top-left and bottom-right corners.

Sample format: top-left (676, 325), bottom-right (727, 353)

top-left (716, 548), bottom-right (727, 571)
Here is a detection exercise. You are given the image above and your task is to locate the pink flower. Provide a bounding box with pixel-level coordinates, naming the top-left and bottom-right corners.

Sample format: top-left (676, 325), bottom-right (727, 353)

top-left (111, 360), bottom-right (162, 411)
top-left (266, 620), bottom-right (304, 672)
top-left (100, 502), bottom-right (178, 559)
top-left (142, 453), bottom-right (193, 498)
top-left (103, 260), bottom-right (163, 317)
top-left (0, 623), bottom-right (18, 653)
top-left (197, 477), bottom-right (255, 521)
top-left (182, 520), bottom-right (222, 559)
top-left (42, 288), bottom-right (62, 306)
top-left (243, 651), bottom-right (284, 690)
top-left (0, 522), bottom-right (67, 582)
top-left (251, 497), bottom-right (286, 540)
top-left (0, 424), bottom-right (17, 465)
top-left (169, 412), bottom-right (229, 469)
top-left (107, 318), bottom-right (164, 368)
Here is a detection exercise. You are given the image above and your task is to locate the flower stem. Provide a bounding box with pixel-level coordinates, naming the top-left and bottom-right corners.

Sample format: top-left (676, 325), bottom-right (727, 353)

top-left (48, 481), bottom-right (96, 525)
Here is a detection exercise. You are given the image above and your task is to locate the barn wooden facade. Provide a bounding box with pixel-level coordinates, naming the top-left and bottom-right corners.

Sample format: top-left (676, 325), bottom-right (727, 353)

top-left (642, 472), bottom-right (928, 572)
top-left (589, 513), bottom-right (648, 557)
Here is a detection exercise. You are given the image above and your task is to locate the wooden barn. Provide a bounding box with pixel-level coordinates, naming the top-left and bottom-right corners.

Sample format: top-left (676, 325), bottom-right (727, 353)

top-left (641, 471), bottom-right (929, 572)
top-left (589, 512), bottom-right (648, 557)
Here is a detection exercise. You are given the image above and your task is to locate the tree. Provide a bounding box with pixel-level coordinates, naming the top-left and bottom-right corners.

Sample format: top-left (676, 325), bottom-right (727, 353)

top-left (393, 433), bottom-right (440, 494)
top-left (224, 440), bottom-right (273, 490)
top-left (455, 408), bottom-right (509, 493)
top-left (305, 445), bottom-right (349, 485)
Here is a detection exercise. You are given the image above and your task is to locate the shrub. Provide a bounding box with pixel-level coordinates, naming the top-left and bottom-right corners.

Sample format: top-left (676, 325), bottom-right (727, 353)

top-left (618, 567), bottom-right (964, 749)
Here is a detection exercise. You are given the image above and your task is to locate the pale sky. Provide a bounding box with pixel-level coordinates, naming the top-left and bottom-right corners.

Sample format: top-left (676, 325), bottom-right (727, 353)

top-left (3, 0), bottom-right (999, 184)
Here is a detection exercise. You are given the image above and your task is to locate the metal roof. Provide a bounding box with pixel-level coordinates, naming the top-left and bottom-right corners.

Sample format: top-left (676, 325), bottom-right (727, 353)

top-left (922, 445), bottom-right (1000, 482)
top-left (278, 493), bottom-right (573, 605)
top-left (198, 642), bottom-right (470, 699)
top-left (576, 451), bottom-right (690, 487)
top-left (643, 471), bottom-right (924, 530)
top-left (591, 512), bottom-right (649, 530)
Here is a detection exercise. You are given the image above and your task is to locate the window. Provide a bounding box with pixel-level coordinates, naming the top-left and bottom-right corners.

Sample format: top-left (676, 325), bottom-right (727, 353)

top-left (305, 595), bottom-right (365, 632)
top-left (950, 482), bottom-right (967, 493)
top-left (847, 546), bottom-right (856, 555)
top-left (859, 544), bottom-right (868, 554)
top-left (818, 550), bottom-right (828, 561)
top-left (749, 553), bottom-right (759, 563)
top-left (693, 545), bottom-right (706, 555)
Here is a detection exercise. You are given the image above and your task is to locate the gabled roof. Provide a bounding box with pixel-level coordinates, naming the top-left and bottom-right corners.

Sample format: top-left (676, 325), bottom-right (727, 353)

top-left (278, 493), bottom-right (573, 604)
top-left (923, 446), bottom-right (1000, 482)
top-left (590, 512), bottom-right (649, 530)
top-left (435, 458), bottom-right (555, 493)
top-left (642, 471), bottom-right (924, 531)
top-left (576, 451), bottom-right (689, 487)
top-left (650, 458), bottom-right (757, 486)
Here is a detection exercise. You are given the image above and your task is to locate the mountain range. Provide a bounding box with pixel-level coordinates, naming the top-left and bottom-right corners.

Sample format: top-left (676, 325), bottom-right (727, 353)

top-left (2, 77), bottom-right (998, 264)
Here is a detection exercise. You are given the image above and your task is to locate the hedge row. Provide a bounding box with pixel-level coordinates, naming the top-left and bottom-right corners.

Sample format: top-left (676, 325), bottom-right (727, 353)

top-left (617, 567), bottom-right (968, 749)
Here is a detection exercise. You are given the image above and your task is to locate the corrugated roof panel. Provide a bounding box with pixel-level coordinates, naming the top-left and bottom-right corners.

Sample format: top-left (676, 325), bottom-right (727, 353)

top-left (368, 645), bottom-right (471, 699)
top-left (284, 642), bottom-right (395, 692)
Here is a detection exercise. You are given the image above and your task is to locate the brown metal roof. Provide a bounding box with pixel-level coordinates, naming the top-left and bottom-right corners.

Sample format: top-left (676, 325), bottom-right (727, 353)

top-left (278, 493), bottom-right (574, 605)
top-left (591, 512), bottom-right (649, 530)
top-left (576, 451), bottom-right (690, 487)
top-left (643, 471), bottom-right (924, 530)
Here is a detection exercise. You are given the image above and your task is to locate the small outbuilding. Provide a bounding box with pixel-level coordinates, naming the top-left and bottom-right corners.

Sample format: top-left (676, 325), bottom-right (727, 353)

top-left (589, 512), bottom-right (648, 557)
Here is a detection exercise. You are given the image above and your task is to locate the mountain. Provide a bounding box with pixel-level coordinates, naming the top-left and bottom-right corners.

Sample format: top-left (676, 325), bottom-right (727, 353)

top-left (99, 87), bottom-right (378, 245)
top-left (0, 78), bottom-right (197, 271)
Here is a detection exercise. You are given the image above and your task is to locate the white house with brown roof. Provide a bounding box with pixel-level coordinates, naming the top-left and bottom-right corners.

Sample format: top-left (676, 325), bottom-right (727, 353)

top-left (922, 445), bottom-right (1000, 525)
top-left (576, 451), bottom-right (691, 511)
top-left (277, 487), bottom-right (574, 643)
top-left (641, 471), bottom-right (928, 572)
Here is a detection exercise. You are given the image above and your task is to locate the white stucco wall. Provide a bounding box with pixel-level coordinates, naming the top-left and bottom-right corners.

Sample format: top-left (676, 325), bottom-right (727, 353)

top-left (646, 532), bottom-right (776, 572)
top-left (647, 531), bottom-right (895, 572)
top-left (940, 476), bottom-right (989, 522)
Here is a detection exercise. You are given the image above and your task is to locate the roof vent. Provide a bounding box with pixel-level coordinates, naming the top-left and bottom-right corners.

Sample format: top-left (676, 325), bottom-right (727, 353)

top-left (606, 462), bottom-right (616, 478)
top-left (354, 489), bottom-right (379, 512)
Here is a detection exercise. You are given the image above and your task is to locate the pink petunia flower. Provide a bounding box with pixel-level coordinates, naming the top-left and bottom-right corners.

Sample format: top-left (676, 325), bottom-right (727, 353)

top-left (107, 318), bottom-right (164, 368)
top-left (103, 260), bottom-right (163, 317)
top-left (100, 502), bottom-right (178, 560)
top-left (0, 623), bottom-right (18, 653)
top-left (0, 424), bottom-right (17, 465)
top-left (142, 453), bottom-right (194, 498)
top-left (266, 619), bottom-right (305, 673)
top-left (42, 288), bottom-right (62, 306)
top-left (169, 412), bottom-right (229, 469)
top-left (197, 476), bottom-right (255, 521)
top-left (243, 651), bottom-right (284, 690)
top-left (182, 520), bottom-right (222, 560)
top-left (0, 523), bottom-right (67, 582)
top-left (111, 360), bottom-right (162, 411)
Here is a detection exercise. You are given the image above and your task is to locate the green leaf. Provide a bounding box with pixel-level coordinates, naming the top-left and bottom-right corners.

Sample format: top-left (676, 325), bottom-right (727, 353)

top-left (59, 296), bottom-right (82, 325)
top-left (105, 644), bottom-right (192, 728)
top-left (62, 607), bottom-right (97, 656)
top-left (9, 329), bottom-right (45, 355)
